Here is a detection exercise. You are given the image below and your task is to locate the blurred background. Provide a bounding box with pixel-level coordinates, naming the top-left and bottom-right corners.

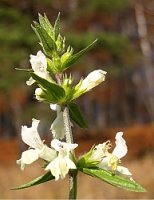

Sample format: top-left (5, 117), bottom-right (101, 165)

top-left (0, 0), bottom-right (154, 199)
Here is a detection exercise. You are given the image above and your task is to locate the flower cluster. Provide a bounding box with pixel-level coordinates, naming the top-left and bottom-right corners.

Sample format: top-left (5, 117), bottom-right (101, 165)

top-left (28, 50), bottom-right (107, 104)
top-left (17, 119), bottom-right (78, 181)
top-left (17, 117), bottom-right (132, 180)
top-left (78, 132), bottom-right (132, 179)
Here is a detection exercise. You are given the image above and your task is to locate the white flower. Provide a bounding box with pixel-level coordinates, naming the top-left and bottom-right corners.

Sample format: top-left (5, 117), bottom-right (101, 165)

top-left (50, 104), bottom-right (65, 140)
top-left (98, 132), bottom-right (132, 177)
top-left (90, 141), bottom-right (111, 162)
top-left (17, 119), bottom-right (56, 170)
top-left (79, 69), bottom-right (107, 92)
top-left (45, 139), bottom-right (78, 180)
top-left (26, 51), bottom-right (50, 85)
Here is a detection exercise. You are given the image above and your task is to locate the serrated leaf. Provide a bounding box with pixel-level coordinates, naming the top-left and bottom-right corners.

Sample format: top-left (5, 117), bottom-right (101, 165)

top-left (32, 22), bottom-right (56, 55)
top-left (81, 168), bottom-right (146, 192)
top-left (62, 39), bottom-right (98, 70)
top-left (68, 102), bottom-right (88, 128)
top-left (11, 171), bottom-right (54, 190)
top-left (31, 73), bottom-right (65, 103)
top-left (53, 12), bottom-right (60, 40)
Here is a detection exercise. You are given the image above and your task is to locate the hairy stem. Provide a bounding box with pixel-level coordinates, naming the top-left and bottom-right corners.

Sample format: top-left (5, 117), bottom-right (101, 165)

top-left (63, 107), bottom-right (77, 199)
top-left (56, 73), bottom-right (77, 199)
top-left (63, 107), bottom-right (73, 144)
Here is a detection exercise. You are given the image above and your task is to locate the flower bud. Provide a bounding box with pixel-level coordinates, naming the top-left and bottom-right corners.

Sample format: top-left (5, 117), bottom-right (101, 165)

top-left (80, 69), bottom-right (107, 92)
top-left (35, 88), bottom-right (44, 101)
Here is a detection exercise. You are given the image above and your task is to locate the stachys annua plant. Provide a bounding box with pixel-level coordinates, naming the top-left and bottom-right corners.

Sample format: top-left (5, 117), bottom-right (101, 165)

top-left (12, 13), bottom-right (146, 199)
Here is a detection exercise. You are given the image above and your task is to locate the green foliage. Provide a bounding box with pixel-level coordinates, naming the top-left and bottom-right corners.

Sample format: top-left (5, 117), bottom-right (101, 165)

top-left (32, 14), bottom-right (98, 73)
top-left (11, 171), bottom-right (54, 190)
top-left (82, 0), bottom-right (129, 13)
top-left (68, 102), bottom-right (88, 128)
top-left (67, 33), bottom-right (131, 57)
top-left (53, 12), bottom-right (60, 40)
top-left (32, 13), bottom-right (65, 58)
top-left (31, 73), bottom-right (66, 103)
top-left (32, 21), bottom-right (56, 56)
top-left (81, 168), bottom-right (146, 192)
top-left (77, 146), bottom-right (99, 168)
top-left (61, 39), bottom-right (97, 71)
top-left (0, 6), bottom-right (36, 91)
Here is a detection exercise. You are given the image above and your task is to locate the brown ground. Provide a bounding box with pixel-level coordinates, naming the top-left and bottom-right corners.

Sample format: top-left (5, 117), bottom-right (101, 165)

top-left (0, 124), bottom-right (154, 199)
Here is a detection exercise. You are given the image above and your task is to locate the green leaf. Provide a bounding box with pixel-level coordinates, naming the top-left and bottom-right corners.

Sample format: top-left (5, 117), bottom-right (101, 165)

top-left (68, 102), bottom-right (88, 128)
top-left (38, 13), bottom-right (53, 37)
top-left (81, 168), bottom-right (146, 192)
top-left (53, 12), bottom-right (60, 40)
top-left (62, 39), bottom-right (97, 70)
top-left (31, 73), bottom-right (65, 103)
top-left (11, 171), bottom-right (54, 190)
top-left (32, 22), bottom-right (56, 55)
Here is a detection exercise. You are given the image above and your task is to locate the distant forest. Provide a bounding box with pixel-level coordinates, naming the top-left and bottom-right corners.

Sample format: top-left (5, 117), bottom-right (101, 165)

top-left (0, 0), bottom-right (154, 138)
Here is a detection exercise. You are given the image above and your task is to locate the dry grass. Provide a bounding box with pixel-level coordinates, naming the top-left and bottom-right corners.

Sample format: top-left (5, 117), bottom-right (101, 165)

top-left (0, 153), bottom-right (153, 199)
top-left (0, 124), bottom-right (154, 199)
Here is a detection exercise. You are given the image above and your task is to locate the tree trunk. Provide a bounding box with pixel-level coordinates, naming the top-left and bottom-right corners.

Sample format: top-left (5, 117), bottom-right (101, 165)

top-left (134, 2), bottom-right (154, 121)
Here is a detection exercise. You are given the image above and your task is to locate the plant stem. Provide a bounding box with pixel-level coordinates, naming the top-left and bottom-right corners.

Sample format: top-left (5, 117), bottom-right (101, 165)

top-left (56, 74), bottom-right (77, 199)
top-left (63, 107), bottom-right (77, 199)
top-left (63, 107), bottom-right (73, 144)
top-left (69, 170), bottom-right (78, 200)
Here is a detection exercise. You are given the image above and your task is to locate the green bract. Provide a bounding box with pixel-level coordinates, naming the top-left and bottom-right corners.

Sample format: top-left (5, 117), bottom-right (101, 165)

top-left (77, 146), bottom-right (99, 168)
top-left (31, 13), bottom-right (97, 73)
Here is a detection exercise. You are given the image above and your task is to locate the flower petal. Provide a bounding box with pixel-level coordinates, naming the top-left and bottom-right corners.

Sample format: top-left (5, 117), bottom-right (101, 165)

top-left (98, 156), bottom-right (110, 170)
top-left (65, 157), bottom-right (76, 169)
top-left (30, 51), bottom-right (47, 74)
top-left (117, 165), bottom-right (132, 176)
top-left (90, 142), bottom-right (110, 161)
top-left (59, 157), bottom-right (68, 179)
top-left (45, 157), bottom-right (60, 181)
top-left (45, 153), bottom-right (76, 180)
top-left (21, 118), bottom-right (44, 149)
top-left (26, 77), bottom-right (35, 86)
top-left (50, 104), bottom-right (61, 111)
top-left (112, 132), bottom-right (127, 159)
top-left (50, 112), bottom-right (65, 140)
top-left (17, 149), bottom-right (39, 170)
top-left (51, 139), bottom-right (78, 152)
top-left (39, 145), bottom-right (57, 162)
top-left (79, 69), bottom-right (107, 92)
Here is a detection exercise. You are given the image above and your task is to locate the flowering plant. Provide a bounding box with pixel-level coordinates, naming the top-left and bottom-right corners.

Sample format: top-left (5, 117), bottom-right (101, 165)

top-left (13, 13), bottom-right (146, 199)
